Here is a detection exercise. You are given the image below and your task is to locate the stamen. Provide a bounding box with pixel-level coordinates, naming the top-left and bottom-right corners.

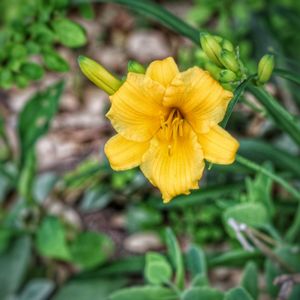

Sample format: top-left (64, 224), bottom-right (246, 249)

top-left (160, 108), bottom-right (184, 156)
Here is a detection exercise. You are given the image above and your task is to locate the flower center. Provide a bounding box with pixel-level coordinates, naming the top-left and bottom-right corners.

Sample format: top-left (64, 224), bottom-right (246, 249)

top-left (160, 108), bottom-right (184, 155)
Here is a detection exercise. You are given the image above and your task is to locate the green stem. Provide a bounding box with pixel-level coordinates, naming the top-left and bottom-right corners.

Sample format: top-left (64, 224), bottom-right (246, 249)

top-left (235, 154), bottom-right (300, 202)
top-left (274, 68), bottom-right (300, 86)
top-left (286, 205), bottom-right (300, 243)
top-left (73, 0), bottom-right (201, 44)
top-left (220, 76), bottom-right (254, 128)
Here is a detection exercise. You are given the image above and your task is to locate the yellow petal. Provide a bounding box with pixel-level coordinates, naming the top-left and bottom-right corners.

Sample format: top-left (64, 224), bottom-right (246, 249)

top-left (163, 67), bottom-right (233, 133)
top-left (198, 125), bottom-right (239, 164)
top-left (140, 122), bottom-right (205, 202)
top-left (146, 57), bottom-right (179, 88)
top-left (107, 73), bottom-right (166, 142)
top-left (105, 134), bottom-right (149, 170)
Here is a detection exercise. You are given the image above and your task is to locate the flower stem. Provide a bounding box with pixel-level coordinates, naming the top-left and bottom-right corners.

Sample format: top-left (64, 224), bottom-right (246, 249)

top-left (235, 154), bottom-right (300, 202)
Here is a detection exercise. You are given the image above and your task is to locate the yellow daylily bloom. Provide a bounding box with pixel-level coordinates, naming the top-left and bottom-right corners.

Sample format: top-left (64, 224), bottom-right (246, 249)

top-left (79, 56), bottom-right (239, 202)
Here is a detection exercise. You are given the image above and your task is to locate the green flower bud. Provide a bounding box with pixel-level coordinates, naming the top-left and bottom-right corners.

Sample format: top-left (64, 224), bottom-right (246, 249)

top-left (257, 54), bottom-right (274, 84)
top-left (213, 35), bottom-right (223, 43)
top-left (219, 69), bottom-right (237, 82)
top-left (219, 49), bottom-right (240, 73)
top-left (78, 55), bottom-right (122, 95)
top-left (200, 33), bottom-right (222, 67)
top-left (127, 60), bottom-right (146, 74)
top-left (221, 39), bottom-right (235, 52)
top-left (204, 61), bottom-right (222, 80)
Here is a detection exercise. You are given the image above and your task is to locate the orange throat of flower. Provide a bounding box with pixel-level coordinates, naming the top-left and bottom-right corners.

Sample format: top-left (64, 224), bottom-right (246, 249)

top-left (160, 108), bottom-right (184, 156)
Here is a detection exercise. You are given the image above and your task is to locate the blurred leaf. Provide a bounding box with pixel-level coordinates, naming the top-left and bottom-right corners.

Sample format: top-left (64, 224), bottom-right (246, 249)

top-left (208, 249), bottom-right (262, 268)
top-left (126, 205), bottom-right (162, 232)
top-left (0, 69), bottom-right (13, 89)
top-left (77, 256), bottom-right (145, 278)
top-left (18, 81), bottom-right (64, 164)
top-left (165, 228), bottom-right (184, 289)
top-left (18, 149), bottom-right (36, 201)
top-left (0, 228), bottom-right (13, 254)
top-left (52, 18), bottom-right (86, 48)
top-left (17, 279), bottom-right (54, 300)
top-left (0, 236), bottom-right (31, 300)
top-left (223, 203), bottom-right (269, 234)
top-left (186, 245), bottom-right (207, 279)
top-left (109, 286), bottom-right (176, 300)
top-left (144, 252), bottom-right (172, 285)
top-left (17, 82), bottom-right (63, 200)
top-left (239, 139), bottom-right (300, 177)
top-left (152, 183), bottom-right (244, 209)
top-left (275, 68), bottom-right (300, 86)
top-left (245, 165), bottom-right (275, 217)
top-left (53, 279), bottom-right (127, 300)
top-left (10, 44), bottom-right (27, 59)
top-left (43, 51), bottom-right (70, 72)
top-left (16, 75), bottom-right (30, 88)
top-left (70, 232), bottom-right (114, 269)
top-left (248, 85), bottom-right (300, 146)
top-left (190, 274), bottom-right (209, 288)
top-left (182, 287), bottom-right (223, 300)
top-left (241, 262), bottom-right (259, 300)
top-left (224, 287), bottom-right (254, 300)
top-left (80, 186), bottom-right (112, 212)
top-left (35, 216), bottom-right (70, 260)
top-left (20, 62), bottom-right (44, 81)
top-left (33, 172), bottom-right (59, 204)
top-left (52, 0), bottom-right (70, 9)
top-left (78, 3), bottom-right (95, 20)
top-left (29, 23), bottom-right (55, 44)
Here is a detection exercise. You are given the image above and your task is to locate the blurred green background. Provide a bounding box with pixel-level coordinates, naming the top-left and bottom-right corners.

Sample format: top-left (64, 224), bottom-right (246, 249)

top-left (0, 0), bottom-right (300, 300)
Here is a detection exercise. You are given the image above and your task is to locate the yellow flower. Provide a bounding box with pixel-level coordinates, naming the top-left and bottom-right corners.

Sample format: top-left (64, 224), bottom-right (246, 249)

top-left (80, 56), bottom-right (239, 202)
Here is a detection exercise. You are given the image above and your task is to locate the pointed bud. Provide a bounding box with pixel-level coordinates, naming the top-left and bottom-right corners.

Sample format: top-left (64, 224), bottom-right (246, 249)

top-left (213, 35), bottom-right (223, 43)
top-left (219, 49), bottom-right (240, 73)
top-left (221, 39), bottom-right (235, 52)
top-left (200, 33), bottom-right (222, 66)
top-left (219, 69), bottom-right (237, 82)
top-left (204, 61), bottom-right (222, 80)
top-left (78, 55), bottom-right (122, 95)
top-left (127, 60), bottom-right (146, 74)
top-left (257, 54), bottom-right (274, 84)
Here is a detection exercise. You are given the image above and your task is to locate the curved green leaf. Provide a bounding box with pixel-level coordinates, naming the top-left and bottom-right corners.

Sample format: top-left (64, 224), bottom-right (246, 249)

top-left (73, 0), bottom-right (201, 44)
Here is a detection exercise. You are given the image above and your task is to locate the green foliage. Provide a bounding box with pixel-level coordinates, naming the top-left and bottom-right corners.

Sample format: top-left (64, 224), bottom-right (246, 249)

top-left (165, 228), bottom-right (185, 289)
top-left (224, 287), bottom-right (254, 300)
top-left (52, 18), bottom-right (87, 48)
top-left (0, 237), bottom-right (31, 300)
top-left (53, 279), bottom-right (127, 300)
top-left (18, 81), bottom-right (64, 161)
top-left (109, 286), bottom-right (177, 300)
top-left (186, 245), bottom-right (207, 278)
top-left (1, 1), bottom-right (300, 300)
top-left (17, 279), bottom-right (54, 300)
top-left (35, 216), bottom-right (114, 268)
top-left (35, 216), bottom-right (71, 260)
top-left (17, 81), bottom-right (64, 201)
top-left (241, 262), bottom-right (259, 300)
top-left (144, 252), bottom-right (172, 285)
top-left (70, 231), bottom-right (114, 269)
top-left (182, 287), bottom-right (223, 300)
top-left (0, 0), bottom-right (88, 89)
top-left (43, 51), bottom-right (70, 72)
